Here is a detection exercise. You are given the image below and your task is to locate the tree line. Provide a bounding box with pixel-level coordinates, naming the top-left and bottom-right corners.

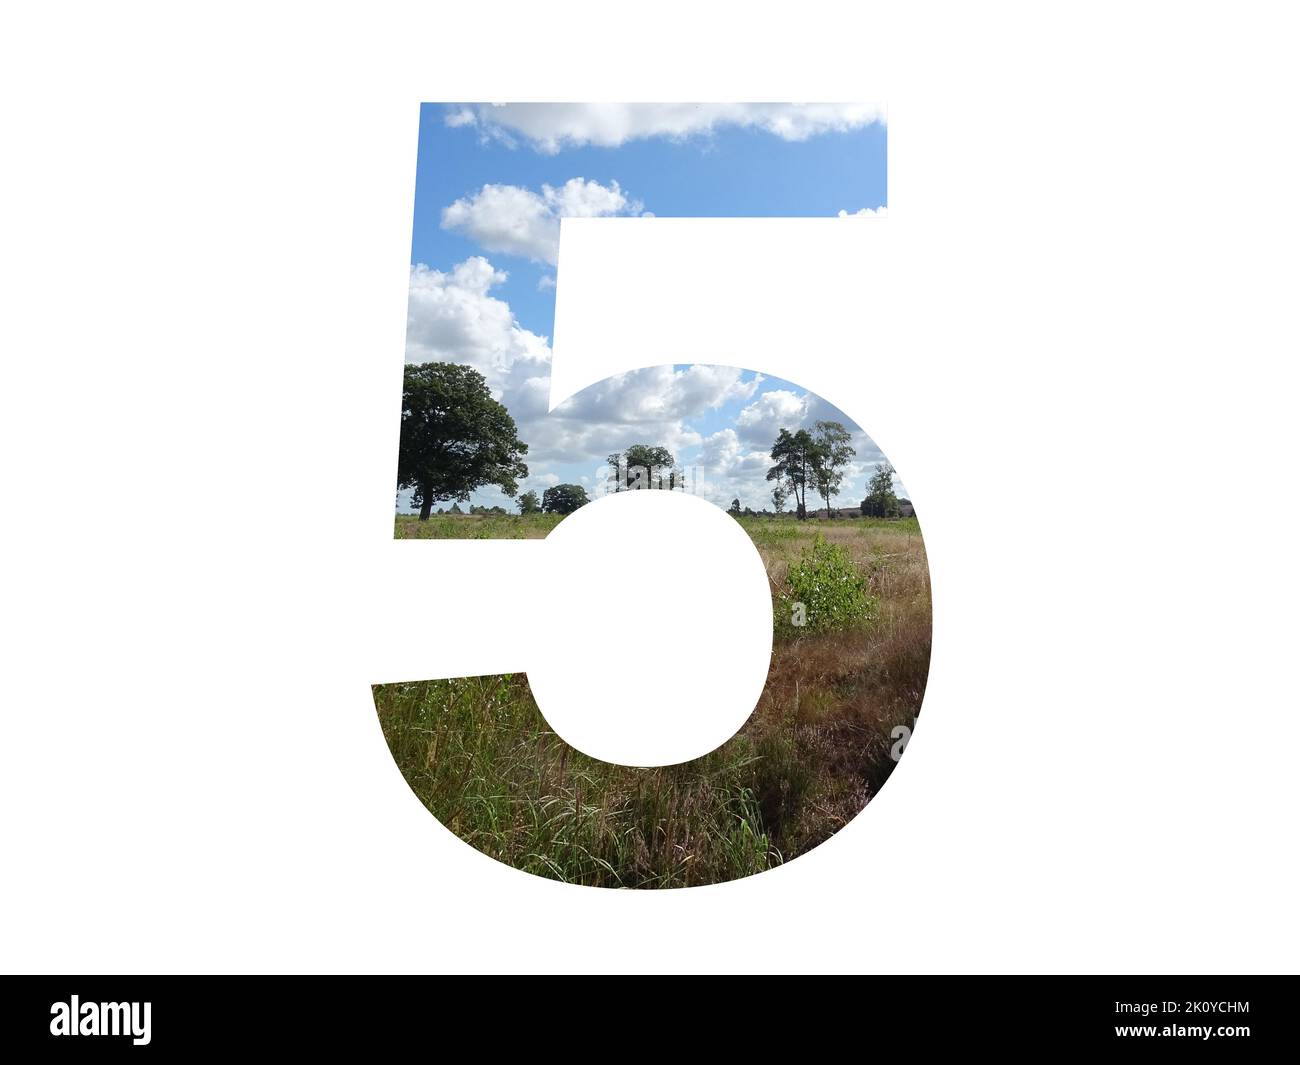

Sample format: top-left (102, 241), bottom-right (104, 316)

top-left (398, 361), bottom-right (902, 521)
top-left (764, 422), bottom-right (902, 518)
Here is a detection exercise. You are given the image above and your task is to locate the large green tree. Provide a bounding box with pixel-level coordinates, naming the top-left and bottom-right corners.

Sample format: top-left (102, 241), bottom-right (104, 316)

top-left (766, 428), bottom-right (819, 519)
top-left (542, 483), bottom-right (589, 515)
top-left (861, 463), bottom-right (902, 518)
top-left (517, 490), bottom-right (541, 515)
top-left (607, 444), bottom-right (680, 491)
top-left (398, 362), bottom-right (529, 521)
top-left (810, 420), bottom-right (856, 517)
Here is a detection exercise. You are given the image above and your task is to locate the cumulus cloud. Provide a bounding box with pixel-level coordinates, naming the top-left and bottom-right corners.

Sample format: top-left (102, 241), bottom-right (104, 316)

top-left (688, 428), bottom-right (773, 506)
top-left (698, 427), bottom-right (744, 471)
top-left (440, 178), bottom-right (641, 264)
top-left (403, 266), bottom-right (770, 491)
top-left (445, 103), bottom-right (886, 153)
top-left (557, 364), bottom-right (759, 424)
top-left (734, 389), bottom-right (812, 446)
top-left (513, 471), bottom-right (560, 495)
top-left (402, 258), bottom-right (890, 511)
top-left (529, 372), bottom-right (884, 512)
top-left (404, 256), bottom-right (551, 398)
top-left (531, 365), bottom-right (760, 468)
top-left (838, 206), bottom-right (888, 217)
top-left (545, 177), bottom-right (639, 218)
top-left (440, 185), bottom-right (554, 263)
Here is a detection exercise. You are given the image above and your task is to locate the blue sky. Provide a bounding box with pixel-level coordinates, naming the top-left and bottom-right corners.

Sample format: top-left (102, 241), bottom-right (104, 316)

top-left (400, 103), bottom-right (895, 512)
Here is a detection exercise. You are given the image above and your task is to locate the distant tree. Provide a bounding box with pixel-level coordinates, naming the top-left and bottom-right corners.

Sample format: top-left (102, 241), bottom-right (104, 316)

top-left (607, 444), bottom-right (681, 491)
top-left (542, 483), bottom-right (589, 515)
top-left (728, 497), bottom-right (742, 516)
top-left (771, 483), bottom-right (788, 514)
top-left (447, 502), bottom-right (463, 514)
top-left (810, 420), bottom-right (856, 517)
top-left (518, 490), bottom-right (541, 515)
top-left (398, 362), bottom-right (529, 521)
top-left (861, 463), bottom-right (902, 518)
top-left (767, 428), bottom-right (818, 519)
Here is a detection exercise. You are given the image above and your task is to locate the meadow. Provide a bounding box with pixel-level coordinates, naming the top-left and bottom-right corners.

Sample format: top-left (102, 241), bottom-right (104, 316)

top-left (394, 512), bottom-right (563, 539)
top-left (375, 513), bottom-right (930, 887)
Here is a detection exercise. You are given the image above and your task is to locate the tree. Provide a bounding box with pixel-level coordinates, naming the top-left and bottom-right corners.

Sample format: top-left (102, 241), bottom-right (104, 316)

top-left (861, 463), bottom-right (902, 518)
top-left (607, 444), bottom-right (680, 491)
top-left (398, 362), bottom-right (529, 520)
top-left (518, 490), bottom-right (541, 515)
top-left (810, 420), bottom-right (856, 517)
top-left (542, 483), bottom-right (589, 515)
top-left (771, 483), bottom-right (788, 513)
top-left (728, 497), bottom-right (742, 516)
top-left (766, 428), bottom-right (818, 519)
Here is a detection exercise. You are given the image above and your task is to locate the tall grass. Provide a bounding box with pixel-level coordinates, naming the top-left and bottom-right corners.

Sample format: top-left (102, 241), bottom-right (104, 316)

top-left (395, 513), bottom-right (561, 539)
top-left (375, 516), bottom-right (931, 887)
top-left (376, 675), bottom-right (784, 887)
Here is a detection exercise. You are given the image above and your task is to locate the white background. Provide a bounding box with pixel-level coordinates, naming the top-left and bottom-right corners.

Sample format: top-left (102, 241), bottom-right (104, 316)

top-left (525, 490), bottom-right (774, 768)
top-left (2, 3), bottom-right (1298, 973)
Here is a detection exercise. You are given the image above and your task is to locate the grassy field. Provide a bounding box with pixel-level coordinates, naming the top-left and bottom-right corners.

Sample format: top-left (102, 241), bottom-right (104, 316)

top-left (376, 513), bottom-right (930, 887)
top-left (395, 512), bottom-right (563, 539)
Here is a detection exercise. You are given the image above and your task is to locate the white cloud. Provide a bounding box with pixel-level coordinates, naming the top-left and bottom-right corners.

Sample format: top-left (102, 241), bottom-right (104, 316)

top-left (545, 177), bottom-right (640, 218)
top-left (404, 264), bottom-right (766, 490)
top-left (404, 256), bottom-right (551, 398)
top-left (530, 365), bottom-right (759, 468)
top-left (440, 185), bottom-right (554, 263)
top-left (691, 428), bottom-right (774, 506)
top-left (402, 259), bottom-right (888, 511)
top-left (446, 103), bottom-right (886, 153)
top-left (697, 428), bottom-right (769, 473)
top-left (698, 427), bottom-right (744, 471)
top-left (441, 178), bottom-right (641, 264)
top-left (552, 364), bottom-right (758, 429)
top-left (536, 274), bottom-right (556, 291)
top-left (838, 206), bottom-right (888, 217)
top-left (734, 389), bottom-right (811, 446)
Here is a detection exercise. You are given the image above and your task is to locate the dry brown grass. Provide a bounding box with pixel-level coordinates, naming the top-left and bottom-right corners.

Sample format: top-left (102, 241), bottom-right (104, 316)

top-left (732, 517), bottom-right (930, 854)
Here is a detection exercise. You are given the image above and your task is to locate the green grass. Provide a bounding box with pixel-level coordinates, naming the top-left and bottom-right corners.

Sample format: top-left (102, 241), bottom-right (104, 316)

top-left (376, 675), bottom-right (780, 887)
top-left (395, 512), bottom-right (562, 539)
top-left (395, 511), bottom-right (921, 542)
top-left (377, 511), bottom-right (931, 887)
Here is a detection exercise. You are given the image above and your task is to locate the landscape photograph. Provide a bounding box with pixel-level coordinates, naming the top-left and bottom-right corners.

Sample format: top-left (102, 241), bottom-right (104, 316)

top-left (375, 104), bottom-right (927, 887)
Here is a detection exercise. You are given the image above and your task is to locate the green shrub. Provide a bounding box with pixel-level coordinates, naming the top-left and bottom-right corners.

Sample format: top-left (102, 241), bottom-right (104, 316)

top-left (778, 533), bottom-right (874, 634)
